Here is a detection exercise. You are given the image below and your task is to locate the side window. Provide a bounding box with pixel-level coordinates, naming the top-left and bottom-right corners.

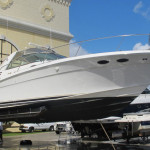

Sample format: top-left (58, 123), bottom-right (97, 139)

top-left (141, 121), bottom-right (150, 125)
top-left (7, 57), bottom-right (29, 69)
top-left (7, 59), bottom-right (21, 69)
top-left (24, 54), bottom-right (41, 63)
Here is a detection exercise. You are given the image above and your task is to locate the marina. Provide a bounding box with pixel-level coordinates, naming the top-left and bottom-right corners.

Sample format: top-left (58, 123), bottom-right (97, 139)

top-left (0, 0), bottom-right (150, 149)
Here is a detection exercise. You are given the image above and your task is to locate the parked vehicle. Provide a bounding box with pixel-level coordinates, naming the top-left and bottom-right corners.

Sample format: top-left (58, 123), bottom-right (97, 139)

top-left (55, 122), bottom-right (73, 134)
top-left (19, 122), bottom-right (55, 133)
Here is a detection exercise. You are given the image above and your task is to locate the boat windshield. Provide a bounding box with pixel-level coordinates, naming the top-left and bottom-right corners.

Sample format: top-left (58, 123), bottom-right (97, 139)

top-left (141, 88), bottom-right (150, 94)
top-left (7, 48), bottom-right (66, 70)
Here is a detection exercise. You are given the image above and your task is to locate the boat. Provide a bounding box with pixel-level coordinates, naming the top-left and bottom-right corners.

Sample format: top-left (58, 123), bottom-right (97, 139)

top-left (116, 112), bottom-right (150, 142)
top-left (121, 88), bottom-right (150, 114)
top-left (0, 48), bottom-right (150, 123)
top-left (71, 88), bottom-right (150, 139)
top-left (72, 117), bottom-right (121, 138)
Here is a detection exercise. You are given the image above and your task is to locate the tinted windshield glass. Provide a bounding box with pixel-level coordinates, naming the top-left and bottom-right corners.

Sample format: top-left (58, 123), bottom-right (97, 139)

top-left (141, 88), bottom-right (150, 94)
top-left (7, 48), bottom-right (66, 70)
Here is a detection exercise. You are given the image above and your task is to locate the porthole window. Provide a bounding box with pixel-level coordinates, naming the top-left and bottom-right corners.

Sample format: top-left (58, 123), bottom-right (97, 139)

top-left (117, 58), bottom-right (129, 63)
top-left (97, 60), bottom-right (109, 64)
top-left (142, 58), bottom-right (148, 61)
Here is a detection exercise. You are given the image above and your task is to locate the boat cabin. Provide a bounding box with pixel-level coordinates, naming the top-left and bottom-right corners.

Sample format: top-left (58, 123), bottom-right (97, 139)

top-left (0, 48), bottom-right (66, 80)
top-left (0, 48), bottom-right (65, 71)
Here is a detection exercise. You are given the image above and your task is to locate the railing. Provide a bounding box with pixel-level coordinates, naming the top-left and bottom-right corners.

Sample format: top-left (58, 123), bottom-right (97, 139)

top-left (0, 35), bottom-right (19, 64)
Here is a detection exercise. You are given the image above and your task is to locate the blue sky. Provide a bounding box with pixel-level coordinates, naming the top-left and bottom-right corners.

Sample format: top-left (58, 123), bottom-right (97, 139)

top-left (69, 0), bottom-right (150, 56)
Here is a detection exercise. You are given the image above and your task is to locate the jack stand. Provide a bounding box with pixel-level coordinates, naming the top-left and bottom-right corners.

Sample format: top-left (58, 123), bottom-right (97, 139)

top-left (100, 121), bottom-right (116, 150)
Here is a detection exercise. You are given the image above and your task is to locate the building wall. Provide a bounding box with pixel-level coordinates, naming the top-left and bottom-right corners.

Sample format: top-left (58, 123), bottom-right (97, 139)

top-left (0, 25), bottom-right (70, 57)
top-left (0, 0), bottom-right (73, 61)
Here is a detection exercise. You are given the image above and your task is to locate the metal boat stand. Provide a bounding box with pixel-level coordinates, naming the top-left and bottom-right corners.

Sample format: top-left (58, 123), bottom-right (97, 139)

top-left (99, 121), bottom-right (116, 150)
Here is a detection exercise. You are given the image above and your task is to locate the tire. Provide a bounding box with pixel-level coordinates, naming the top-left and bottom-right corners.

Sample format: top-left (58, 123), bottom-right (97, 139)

top-left (29, 127), bottom-right (34, 133)
top-left (20, 140), bottom-right (32, 145)
top-left (49, 126), bottom-right (54, 131)
top-left (21, 130), bottom-right (26, 133)
top-left (55, 131), bottom-right (60, 134)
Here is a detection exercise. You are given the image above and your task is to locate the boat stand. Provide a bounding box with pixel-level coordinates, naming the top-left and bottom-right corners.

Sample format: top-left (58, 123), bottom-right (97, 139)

top-left (99, 121), bottom-right (116, 150)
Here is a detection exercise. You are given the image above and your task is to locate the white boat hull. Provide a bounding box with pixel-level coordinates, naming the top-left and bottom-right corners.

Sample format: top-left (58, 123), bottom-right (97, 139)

top-left (0, 50), bottom-right (150, 122)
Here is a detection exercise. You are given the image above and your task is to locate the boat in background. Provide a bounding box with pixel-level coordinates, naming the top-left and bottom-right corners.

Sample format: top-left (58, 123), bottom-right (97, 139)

top-left (0, 48), bottom-right (150, 123)
top-left (121, 88), bottom-right (150, 114)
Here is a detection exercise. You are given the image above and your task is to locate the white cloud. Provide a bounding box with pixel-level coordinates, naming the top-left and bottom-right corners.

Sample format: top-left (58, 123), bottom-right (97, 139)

top-left (69, 40), bottom-right (89, 57)
top-left (133, 42), bottom-right (150, 50)
top-left (133, 1), bottom-right (150, 20)
top-left (133, 1), bottom-right (143, 13)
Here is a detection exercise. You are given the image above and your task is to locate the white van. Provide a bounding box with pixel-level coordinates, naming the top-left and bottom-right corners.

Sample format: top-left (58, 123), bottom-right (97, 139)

top-left (19, 122), bottom-right (55, 132)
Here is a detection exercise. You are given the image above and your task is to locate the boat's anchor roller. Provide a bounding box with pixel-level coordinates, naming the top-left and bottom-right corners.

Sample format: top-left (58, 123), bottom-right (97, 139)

top-left (0, 106), bottom-right (46, 120)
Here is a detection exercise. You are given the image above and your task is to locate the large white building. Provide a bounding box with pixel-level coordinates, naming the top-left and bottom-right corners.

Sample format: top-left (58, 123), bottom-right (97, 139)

top-left (0, 0), bottom-right (73, 63)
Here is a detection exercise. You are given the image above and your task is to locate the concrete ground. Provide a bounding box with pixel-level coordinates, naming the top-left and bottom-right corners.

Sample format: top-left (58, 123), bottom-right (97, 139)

top-left (1, 132), bottom-right (150, 150)
top-left (0, 132), bottom-right (80, 150)
top-left (1, 132), bottom-right (60, 149)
